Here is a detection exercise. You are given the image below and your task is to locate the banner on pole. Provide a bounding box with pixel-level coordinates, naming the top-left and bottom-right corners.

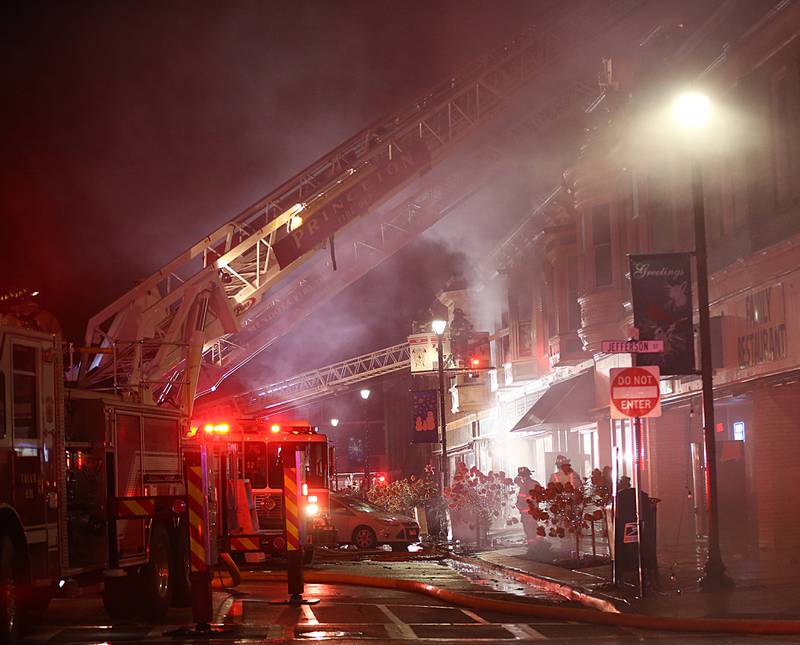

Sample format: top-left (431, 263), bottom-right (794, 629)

top-left (629, 253), bottom-right (695, 375)
top-left (411, 389), bottom-right (439, 443)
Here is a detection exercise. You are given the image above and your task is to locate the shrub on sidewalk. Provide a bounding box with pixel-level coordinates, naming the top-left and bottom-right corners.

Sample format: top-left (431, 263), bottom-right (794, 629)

top-left (443, 463), bottom-right (514, 547)
top-left (367, 471), bottom-right (438, 516)
top-left (527, 478), bottom-right (606, 559)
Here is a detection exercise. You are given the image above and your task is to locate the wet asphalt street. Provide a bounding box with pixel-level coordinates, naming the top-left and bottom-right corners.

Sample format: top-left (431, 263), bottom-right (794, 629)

top-left (20, 556), bottom-right (800, 644)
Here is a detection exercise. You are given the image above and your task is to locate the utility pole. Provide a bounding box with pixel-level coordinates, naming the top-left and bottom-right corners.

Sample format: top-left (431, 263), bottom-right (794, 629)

top-left (691, 160), bottom-right (732, 590)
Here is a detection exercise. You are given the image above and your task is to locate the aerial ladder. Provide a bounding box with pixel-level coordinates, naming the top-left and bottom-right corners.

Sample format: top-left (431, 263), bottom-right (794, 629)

top-left (190, 173), bottom-right (575, 420)
top-left (78, 0), bottom-right (652, 420)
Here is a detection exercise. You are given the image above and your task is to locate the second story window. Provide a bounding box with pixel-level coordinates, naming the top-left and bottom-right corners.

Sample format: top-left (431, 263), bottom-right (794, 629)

top-left (567, 256), bottom-right (581, 330)
top-left (592, 204), bottom-right (612, 287)
top-left (513, 285), bottom-right (533, 357)
top-left (546, 265), bottom-right (558, 338)
top-left (648, 177), bottom-right (675, 253)
top-left (770, 68), bottom-right (794, 207)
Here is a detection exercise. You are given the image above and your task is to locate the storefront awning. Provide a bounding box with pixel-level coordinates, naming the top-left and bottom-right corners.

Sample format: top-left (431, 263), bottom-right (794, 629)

top-left (511, 369), bottom-right (596, 432)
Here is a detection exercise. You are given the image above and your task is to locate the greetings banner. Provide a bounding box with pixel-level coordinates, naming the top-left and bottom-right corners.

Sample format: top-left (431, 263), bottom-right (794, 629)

top-left (629, 253), bottom-right (695, 376)
top-left (411, 389), bottom-right (439, 443)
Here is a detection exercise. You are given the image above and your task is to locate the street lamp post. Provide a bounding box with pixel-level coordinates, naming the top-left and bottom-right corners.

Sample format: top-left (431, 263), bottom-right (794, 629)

top-left (360, 388), bottom-right (371, 493)
top-left (673, 92), bottom-right (732, 590)
top-left (432, 319), bottom-right (448, 490)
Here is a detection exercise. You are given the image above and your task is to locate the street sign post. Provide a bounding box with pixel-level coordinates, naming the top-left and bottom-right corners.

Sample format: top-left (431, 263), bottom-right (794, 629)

top-left (601, 339), bottom-right (664, 354)
top-left (609, 365), bottom-right (661, 599)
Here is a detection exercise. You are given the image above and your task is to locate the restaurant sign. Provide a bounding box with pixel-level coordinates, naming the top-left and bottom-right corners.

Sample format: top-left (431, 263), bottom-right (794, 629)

top-left (735, 284), bottom-right (787, 369)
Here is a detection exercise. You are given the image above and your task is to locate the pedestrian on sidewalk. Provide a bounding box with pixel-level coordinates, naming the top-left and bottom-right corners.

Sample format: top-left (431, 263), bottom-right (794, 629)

top-left (549, 455), bottom-right (582, 489)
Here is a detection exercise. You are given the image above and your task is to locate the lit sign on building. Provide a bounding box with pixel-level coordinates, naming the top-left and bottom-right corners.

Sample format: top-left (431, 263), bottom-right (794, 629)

top-left (736, 285), bottom-right (787, 369)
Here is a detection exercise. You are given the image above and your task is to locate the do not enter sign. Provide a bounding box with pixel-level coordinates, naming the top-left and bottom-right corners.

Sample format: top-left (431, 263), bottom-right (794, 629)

top-left (609, 366), bottom-right (661, 419)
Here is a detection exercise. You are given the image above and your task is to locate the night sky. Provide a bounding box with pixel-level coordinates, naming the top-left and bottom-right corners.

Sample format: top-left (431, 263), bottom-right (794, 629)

top-left (2, 1), bottom-right (555, 385)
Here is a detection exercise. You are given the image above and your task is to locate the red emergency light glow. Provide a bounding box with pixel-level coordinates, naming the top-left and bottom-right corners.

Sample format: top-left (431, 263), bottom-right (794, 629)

top-left (198, 422), bottom-right (231, 436)
top-left (270, 424), bottom-right (281, 433)
top-left (470, 357), bottom-right (481, 367)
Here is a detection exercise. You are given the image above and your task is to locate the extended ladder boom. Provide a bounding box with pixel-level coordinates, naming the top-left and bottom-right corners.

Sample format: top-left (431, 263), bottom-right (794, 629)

top-left (232, 342), bottom-right (412, 416)
top-left (80, 0), bottom-right (648, 416)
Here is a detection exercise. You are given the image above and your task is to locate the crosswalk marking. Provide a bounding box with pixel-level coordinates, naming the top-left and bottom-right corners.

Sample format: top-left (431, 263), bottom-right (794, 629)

top-left (300, 603), bottom-right (319, 625)
top-left (504, 623), bottom-right (549, 640)
top-left (460, 608), bottom-right (489, 624)
top-left (377, 603), bottom-right (418, 639)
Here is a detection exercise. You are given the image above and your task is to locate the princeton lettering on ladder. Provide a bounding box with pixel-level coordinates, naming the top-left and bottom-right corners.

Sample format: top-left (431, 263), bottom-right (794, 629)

top-left (272, 140), bottom-right (431, 268)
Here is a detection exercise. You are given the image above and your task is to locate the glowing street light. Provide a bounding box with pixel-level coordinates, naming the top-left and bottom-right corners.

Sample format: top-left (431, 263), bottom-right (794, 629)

top-left (671, 91), bottom-right (712, 130)
top-left (431, 319), bottom-right (447, 335)
top-left (330, 418), bottom-right (339, 427)
top-left (360, 388), bottom-right (371, 400)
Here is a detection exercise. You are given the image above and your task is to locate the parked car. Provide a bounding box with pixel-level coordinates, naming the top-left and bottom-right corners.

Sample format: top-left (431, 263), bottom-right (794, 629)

top-left (330, 494), bottom-right (420, 549)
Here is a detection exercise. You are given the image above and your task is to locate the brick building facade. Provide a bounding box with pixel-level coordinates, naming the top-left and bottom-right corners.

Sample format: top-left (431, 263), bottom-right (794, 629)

top-left (435, 1), bottom-right (800, 559)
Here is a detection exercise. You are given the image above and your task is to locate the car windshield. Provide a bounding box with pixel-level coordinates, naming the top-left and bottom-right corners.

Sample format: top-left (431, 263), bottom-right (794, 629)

top-left (341, 497), bottom-right (384, 514)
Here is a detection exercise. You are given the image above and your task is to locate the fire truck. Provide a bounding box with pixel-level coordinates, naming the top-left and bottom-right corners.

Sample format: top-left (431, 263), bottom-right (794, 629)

top-left (0, 321), bottom-right (191, 641)
top-left (183, 418), bottom-right (337, 562)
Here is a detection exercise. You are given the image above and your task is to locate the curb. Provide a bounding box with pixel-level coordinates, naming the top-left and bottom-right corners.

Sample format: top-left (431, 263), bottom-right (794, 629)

top-left (448, 552), bottom-right (626, 614)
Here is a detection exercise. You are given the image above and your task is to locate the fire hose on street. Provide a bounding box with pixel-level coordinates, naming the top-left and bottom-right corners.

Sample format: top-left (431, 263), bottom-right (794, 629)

top-left (253, 569), bottom-right (800, 636)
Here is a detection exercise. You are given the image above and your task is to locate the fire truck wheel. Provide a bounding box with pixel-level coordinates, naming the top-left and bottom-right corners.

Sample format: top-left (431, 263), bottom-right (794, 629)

top-left (0, 534), bottom-right (22, 643)
top-left (139, 525), bottom-right (173, 620)
top-left (352, 526), bottom-right (377, 550)
top-left (170, 527), bottom-right (192, 608)
top-left (102, 574), bottom-right (138, 620)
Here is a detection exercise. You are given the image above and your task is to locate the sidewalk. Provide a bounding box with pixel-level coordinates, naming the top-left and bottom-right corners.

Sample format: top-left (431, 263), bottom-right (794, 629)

top-left (472, 543), bottom-right (800, 620)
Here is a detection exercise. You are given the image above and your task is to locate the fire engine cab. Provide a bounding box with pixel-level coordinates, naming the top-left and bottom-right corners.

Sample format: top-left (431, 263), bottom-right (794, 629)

top-left (0, 321), bottom-right (191, 641)
top-left (183, 419), bottom-right (337, 562)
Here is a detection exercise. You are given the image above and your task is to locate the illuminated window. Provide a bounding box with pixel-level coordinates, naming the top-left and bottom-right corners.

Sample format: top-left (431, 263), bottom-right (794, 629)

top-left (733, 421), bottom-right (746, 441)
